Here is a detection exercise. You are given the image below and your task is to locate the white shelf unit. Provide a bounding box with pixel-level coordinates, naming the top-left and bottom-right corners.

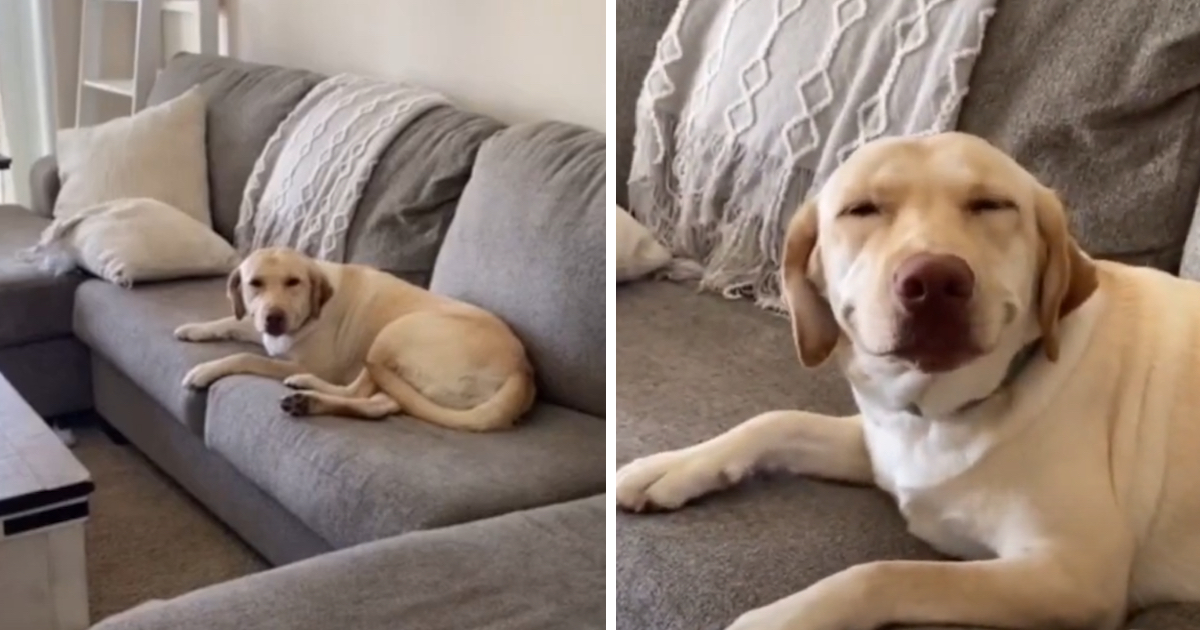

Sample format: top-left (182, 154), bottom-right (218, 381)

top-left (75, 0), bottom-right (219, 127)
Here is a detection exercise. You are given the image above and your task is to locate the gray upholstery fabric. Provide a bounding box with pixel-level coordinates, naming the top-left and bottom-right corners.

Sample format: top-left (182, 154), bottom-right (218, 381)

top-left (91, 496), bottom-right (604, 630)
top-left (205, 375), bottom-right (605, 549)
top-left (0, 205), bottom-right (82, 346)
top-left (73, 278), bottom-right (260, 434)
top-left (344, 105), bottom-right (504, 286)
top-left (147, 53), bottom-right (323, 241)
top-left (956, 1), bottom-right (1200, 272)
top-left (0, 337), bottom-right (91, 418)
top-left (92, 356), bottom-right (331, 565)
top-left (615, 282), bottom-right (855, 456)
top-left (614, 0), bottom-right (677, 209)
top-left (29, 155), bottom-right (60, 218)
top-left (431, 122), bottom-right (605, 417)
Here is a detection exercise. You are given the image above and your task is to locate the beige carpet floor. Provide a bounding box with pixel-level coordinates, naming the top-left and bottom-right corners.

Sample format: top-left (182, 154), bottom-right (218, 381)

top-left (72, 426), bottom-right (268, 624)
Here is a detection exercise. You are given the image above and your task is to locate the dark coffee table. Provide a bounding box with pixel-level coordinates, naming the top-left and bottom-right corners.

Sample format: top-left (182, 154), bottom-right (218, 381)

top-left (0, 373), bottom-right (93, 628)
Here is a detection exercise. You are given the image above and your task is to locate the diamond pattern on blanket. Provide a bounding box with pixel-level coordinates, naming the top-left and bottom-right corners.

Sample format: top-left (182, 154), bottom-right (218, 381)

top-left (629, 0), bottom-right (997, 311)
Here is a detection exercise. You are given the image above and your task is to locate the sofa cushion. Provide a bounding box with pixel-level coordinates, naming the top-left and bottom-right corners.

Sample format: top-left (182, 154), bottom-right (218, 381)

top-left (91, 497), bottom-right (604, 630)
top-left (957, 1), bottom-right (1200, 272)
top-left (344, 105), bottom-right (504, 287)
top-left (0, 205), bottom-right (81, 346)
top-left (148, 53), bottom-right (324, 241)
top-left (615, 280), bottom-right (945, 630)
top-left (431, 122), bottom-right (605, 417)
top-left (204, 375), bottom-right (605, 548)
top-left (73, 278), bottom-right (258, 434)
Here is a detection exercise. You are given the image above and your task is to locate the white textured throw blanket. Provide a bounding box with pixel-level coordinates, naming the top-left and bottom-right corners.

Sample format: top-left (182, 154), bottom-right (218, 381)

top-left (630, 0), bottom-right (996, 309)
top-left (237, 74), bottom-right (448, 260)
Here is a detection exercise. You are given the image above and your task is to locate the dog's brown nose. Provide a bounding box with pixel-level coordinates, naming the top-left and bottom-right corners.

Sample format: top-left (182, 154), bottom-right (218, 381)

top-left (264, 311), bottom-right (286, 336)
top-left (893, 253), bottom-right (974, 311)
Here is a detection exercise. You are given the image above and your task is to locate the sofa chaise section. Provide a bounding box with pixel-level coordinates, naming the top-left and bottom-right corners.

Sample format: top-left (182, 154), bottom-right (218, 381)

top-left (0, 205), bottom-right (78, 346)
top-left (0, 204), bottom-right (91, 416)
top-left (90, 496), bottom-right (605, 630)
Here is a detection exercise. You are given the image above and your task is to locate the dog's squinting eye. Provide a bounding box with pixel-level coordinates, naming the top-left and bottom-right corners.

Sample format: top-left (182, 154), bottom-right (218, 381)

top-left (247, 278), bottom-right (263, 289)
top-left (284, 277), bottom-right (301, 288)
top-left (967, 198), bottom-right (1015, 213)
top-left (843, 202), bottom-right (880, 218)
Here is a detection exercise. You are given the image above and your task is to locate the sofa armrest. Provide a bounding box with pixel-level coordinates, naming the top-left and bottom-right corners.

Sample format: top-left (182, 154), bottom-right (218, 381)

top-left (29, 155), bottom-right (60, 218)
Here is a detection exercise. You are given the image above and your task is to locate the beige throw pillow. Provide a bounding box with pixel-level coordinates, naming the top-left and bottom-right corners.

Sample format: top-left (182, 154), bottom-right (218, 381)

top-left (55, 87), bottom-right (211, 226)
top-left (21, 198), bottom-right (239, 287)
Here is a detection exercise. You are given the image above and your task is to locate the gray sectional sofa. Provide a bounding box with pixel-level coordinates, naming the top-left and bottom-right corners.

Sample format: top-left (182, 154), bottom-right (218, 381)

top-left (616, 1), bottom-right (1200, 629)
top-left (0, 53), bottom-right (604, 629)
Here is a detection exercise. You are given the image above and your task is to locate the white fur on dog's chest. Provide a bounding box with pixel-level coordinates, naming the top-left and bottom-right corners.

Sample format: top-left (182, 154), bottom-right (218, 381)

top-left (892, 486), bottom-right (994, 559)
top-left (866, 419), bottom-right (998, 560)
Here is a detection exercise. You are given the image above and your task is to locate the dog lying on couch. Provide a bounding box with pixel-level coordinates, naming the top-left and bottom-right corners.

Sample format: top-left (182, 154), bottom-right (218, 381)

top-left (176, 247), bottom-right (535, 432)
top-left (617, 132), bottom-right (1200, 629)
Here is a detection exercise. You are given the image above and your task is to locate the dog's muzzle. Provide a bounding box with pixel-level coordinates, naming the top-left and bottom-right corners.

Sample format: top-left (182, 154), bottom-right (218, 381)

top-left (889, 253), bottom-right (980, 373)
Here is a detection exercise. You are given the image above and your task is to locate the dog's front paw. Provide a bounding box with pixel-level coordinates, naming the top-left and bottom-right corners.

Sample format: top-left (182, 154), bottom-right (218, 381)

top-left (280, 392), bottom-right (313, 417)
top-left (615, 447), bottom-right (731, 512)
top-left (182, 363), bottom-right (224, 389)
top-left (174, 323), bottom-right (208, 342)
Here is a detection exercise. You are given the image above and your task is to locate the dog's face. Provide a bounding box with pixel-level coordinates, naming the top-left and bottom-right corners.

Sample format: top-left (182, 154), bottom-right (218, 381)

top-left (783, 132), bottom-right (1097, 374)
top-left (227, 248), bottom-right (333, 337)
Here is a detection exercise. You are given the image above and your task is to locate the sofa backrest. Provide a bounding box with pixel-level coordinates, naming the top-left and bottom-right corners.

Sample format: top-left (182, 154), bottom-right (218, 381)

top-left (149, 53), bottom-right (505, 287)
top-left (953, 2), bottom-right (1200, 273)
top-left (343, 104), bottom-right (503, 287)
top-left (430, 122), bottom-right (606, 418)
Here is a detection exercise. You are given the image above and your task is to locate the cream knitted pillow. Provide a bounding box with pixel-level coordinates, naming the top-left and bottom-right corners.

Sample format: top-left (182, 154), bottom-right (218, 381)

top-left (55, 87), bottom-right (211, 226)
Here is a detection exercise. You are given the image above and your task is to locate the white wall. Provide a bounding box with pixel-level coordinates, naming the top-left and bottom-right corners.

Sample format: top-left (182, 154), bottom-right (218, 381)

top-left (225, 0), bottom-right (606, 131)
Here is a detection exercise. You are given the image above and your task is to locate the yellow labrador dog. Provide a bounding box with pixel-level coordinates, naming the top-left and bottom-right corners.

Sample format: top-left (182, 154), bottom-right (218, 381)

top-left (176, 247), bottom-right (535, 431)
top-left (616, 132), bottom-right (1200, 629)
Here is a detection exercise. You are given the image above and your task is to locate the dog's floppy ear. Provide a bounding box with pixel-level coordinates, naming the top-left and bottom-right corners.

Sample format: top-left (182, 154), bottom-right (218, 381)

top-left (309, 266), bottom-right (334, 318)
top-left (781, 199), bottom-right (839, 368)
top-left (226, 268), bottom-right (246, 320)
top-left (1034, 186), bottom-right (1098, 361)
